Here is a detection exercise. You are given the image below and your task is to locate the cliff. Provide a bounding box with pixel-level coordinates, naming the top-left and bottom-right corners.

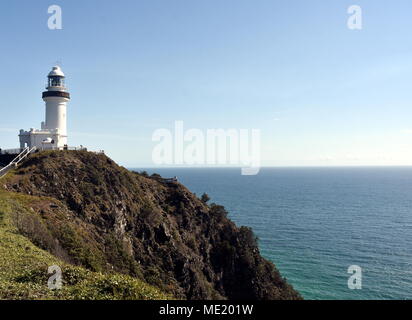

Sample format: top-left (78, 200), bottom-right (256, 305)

top-left (1, 150), bottom-right (301, 300)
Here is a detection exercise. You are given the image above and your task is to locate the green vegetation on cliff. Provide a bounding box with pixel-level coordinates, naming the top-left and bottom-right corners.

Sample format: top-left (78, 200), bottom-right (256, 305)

top-left (0, 188), bottom-right (170, 300)
top-left (1, 150), bottom-right (301, 300)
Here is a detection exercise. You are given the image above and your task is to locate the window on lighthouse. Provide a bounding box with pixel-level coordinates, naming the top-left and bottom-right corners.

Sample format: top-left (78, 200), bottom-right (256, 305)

top-left (48, 76), bottom-right (65, 87)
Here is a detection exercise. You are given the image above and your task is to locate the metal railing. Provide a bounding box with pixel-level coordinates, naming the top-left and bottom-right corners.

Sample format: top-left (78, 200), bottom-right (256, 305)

top-left (0, 147), bottom-right (36, 178)
top-left (36, 146), bottom-right (88, 152)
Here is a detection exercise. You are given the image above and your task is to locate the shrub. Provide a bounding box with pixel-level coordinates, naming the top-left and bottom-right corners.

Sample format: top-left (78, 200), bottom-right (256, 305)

top-left (139, 171), bottom-right (149, 177)
top-left (11, 209), bottom-right (55, 252)
top-left (209, 204), bottom-right (228, 220)
top-left (201, 193), bottom-right (210, 204)
top-left (239, 226), bottom-right (258, 248)
top-left (150, 173), bottom-right (162, 180)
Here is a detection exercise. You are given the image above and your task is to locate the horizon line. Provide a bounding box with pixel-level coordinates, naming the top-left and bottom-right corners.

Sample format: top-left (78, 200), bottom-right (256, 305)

top-left (126, 164), bottom-right (412, 169)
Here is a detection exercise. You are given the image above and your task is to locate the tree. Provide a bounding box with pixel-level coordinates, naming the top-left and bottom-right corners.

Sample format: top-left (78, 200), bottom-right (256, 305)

top-left (201, 193), bottom-right (210, 204)
top-left (139, 171), bottom-right (149, 177)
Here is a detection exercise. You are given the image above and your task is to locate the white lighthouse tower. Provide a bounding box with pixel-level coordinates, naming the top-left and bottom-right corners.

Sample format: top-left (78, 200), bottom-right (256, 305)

top-left (19, 66), bottom-right (71, 150)
top-left (42, 66), bottom-right (70, 146)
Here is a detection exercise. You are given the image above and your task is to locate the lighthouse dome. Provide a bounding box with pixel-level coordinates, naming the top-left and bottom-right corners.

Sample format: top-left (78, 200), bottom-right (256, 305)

top-left (48, 66), bottom-right (65, 77)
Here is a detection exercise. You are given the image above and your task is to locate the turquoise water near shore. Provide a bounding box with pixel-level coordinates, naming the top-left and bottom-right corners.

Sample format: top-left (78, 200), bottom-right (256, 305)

top-left (139, 167), bottom-right (412, 300)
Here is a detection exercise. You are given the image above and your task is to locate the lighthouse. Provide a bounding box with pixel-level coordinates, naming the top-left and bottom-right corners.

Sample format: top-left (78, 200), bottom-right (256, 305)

top-left (43, 66), bottom-right (70, 144)
top-left (19, 66), bottom-right (71, 150)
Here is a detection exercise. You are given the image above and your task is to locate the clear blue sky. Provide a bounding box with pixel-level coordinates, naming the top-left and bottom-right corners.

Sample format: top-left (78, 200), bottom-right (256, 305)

top-left (1, 0), bottom-right (412, 167)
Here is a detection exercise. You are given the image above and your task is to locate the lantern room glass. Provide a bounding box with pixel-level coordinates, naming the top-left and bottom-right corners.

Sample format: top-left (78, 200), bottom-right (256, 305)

top-left (48, 76), bottom-right (65, 87)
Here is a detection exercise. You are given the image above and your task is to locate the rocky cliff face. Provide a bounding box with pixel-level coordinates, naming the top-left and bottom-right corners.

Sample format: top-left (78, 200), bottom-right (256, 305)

top-left (3, 151), bottom-right (301, 300)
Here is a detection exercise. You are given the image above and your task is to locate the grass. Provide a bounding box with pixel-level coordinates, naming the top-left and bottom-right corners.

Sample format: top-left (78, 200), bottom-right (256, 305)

top-left (0, 187), bottom-right (172, 300)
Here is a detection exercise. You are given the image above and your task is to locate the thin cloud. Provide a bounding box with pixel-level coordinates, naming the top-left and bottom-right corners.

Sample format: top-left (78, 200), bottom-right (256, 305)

top-left (71, 131), bottom-right (148, 142)
top-left (0, 127), bottom-right (18, 133)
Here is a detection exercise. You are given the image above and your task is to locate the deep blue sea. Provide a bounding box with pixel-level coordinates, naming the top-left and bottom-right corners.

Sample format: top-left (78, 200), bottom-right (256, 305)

top-left (137, 167), bottom-right (412, 300)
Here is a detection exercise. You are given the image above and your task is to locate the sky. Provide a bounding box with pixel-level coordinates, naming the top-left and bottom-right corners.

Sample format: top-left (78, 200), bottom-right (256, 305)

top-left (1, 0), bottom-right (412, 167)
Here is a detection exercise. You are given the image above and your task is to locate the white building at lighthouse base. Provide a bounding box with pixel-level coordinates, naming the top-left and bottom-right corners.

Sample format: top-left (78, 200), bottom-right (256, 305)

top-left (19, 127), bottom-right (67, 150)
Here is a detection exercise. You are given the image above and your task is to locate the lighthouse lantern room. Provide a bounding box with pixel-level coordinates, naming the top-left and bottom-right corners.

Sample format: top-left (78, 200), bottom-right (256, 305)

top-left (19, 66), bottom-right (70, 150)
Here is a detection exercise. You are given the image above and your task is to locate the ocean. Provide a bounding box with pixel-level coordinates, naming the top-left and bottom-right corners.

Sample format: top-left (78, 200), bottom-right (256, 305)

top-left (137, 167), bottom-right (412, 300)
